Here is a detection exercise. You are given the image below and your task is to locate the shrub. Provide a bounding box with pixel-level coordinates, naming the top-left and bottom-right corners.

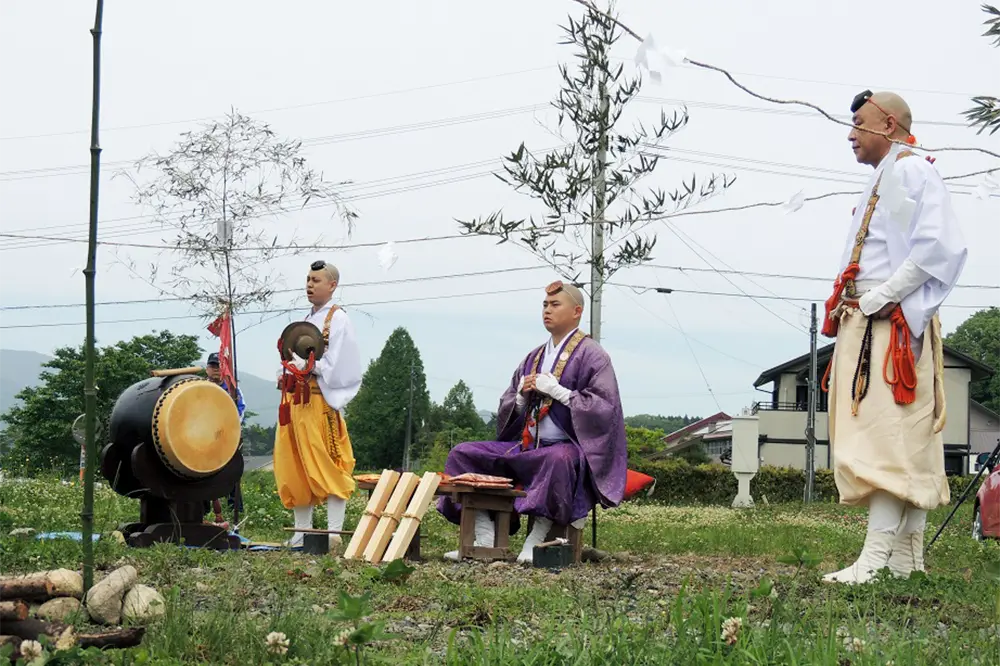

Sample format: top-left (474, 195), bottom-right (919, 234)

top-left (628, 457), bottom-right (984, 506)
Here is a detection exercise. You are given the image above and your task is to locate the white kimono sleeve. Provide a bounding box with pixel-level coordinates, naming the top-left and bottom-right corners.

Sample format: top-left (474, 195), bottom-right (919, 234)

top-left (312, 312), bottom-right (363, 411)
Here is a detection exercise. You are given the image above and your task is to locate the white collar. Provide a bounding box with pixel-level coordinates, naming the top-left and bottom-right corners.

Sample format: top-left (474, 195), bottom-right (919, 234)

top-left (547, 327), bottom-right (579, 352)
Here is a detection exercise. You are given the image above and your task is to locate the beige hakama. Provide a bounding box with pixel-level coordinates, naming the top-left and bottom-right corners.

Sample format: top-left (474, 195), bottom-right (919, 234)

top-left (828, 305), bottom-right (949, 510)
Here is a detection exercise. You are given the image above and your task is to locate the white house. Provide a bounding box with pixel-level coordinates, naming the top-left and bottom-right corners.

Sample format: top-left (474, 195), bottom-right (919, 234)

top-left (749, 343), bottom-right (995, 475)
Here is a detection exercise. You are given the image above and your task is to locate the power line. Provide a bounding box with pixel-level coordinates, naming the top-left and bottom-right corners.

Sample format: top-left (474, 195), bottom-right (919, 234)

top-left (643, 263), bottom-right (998, 290)
top-left (0, 286), bottom-right (541, 330)
top-left (0, 104), bottom-right (547, 181)
top-left (613, 285), bottom-right (763, 368)
top-left (610, 282), bottom-right (995, 309)
top-left (0, 67), bottom-right (555, 142)
top-left (0, 266), bottom-right (549, 311)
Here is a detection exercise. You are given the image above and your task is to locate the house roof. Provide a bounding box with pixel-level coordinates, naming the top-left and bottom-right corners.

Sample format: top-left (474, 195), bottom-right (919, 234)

top-left (243, 455), bottom-right (274, 472)
top-left (971, 400), bottom-right (1000, 421)
top-left (663, 412), bottom-right (730, 444)
top-left (753, 342), bottom-right (995, 388)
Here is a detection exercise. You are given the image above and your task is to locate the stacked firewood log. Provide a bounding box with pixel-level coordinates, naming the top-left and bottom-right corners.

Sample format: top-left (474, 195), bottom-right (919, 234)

top-left (0, 566), bottom-right (163, 659)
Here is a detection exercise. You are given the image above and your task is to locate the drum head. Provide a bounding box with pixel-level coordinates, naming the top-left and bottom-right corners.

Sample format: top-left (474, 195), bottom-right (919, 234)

top-left (152, 379), bottom-right (240, 479)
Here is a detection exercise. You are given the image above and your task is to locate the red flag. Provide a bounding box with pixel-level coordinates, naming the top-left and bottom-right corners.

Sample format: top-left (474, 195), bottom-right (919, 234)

top-left (207, 312), bottom-right (236, 389)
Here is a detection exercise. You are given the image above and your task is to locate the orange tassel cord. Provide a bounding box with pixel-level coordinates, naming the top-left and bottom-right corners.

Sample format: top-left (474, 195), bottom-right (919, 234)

top-left (883, 306), bottom-right (917, 405)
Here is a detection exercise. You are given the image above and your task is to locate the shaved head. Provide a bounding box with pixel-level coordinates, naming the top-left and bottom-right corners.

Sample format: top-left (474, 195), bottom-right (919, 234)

top-left (542, 280), bottom-right (585, 337)
top-left (869, 92), bottom-right (912, 136)
top-left (560, 283), bottom-right (585, 309)
top-left (848, 90), bottom-right (914, 167)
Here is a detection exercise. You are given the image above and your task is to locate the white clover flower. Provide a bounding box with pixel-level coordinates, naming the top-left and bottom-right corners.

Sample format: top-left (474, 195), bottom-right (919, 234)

top-left (844, 636), bottom-right (865, 653)
top-left (721, 617), bottom-right (743, 645)
top-left (265, 631), bottom-right (289, 655)
top-left (20, 640), bottom-right (43, 660)
top-left (333, 628), bottom-right (352, 647)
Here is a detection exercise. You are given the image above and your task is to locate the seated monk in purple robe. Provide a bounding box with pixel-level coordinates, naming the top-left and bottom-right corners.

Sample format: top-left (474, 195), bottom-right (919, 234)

top-left (439, 281), bottom-right (627, 563)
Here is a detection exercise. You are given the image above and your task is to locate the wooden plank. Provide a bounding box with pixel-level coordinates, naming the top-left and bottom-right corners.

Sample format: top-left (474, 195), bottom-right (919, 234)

top-left (462, 494), bottom-right (518, 512)
top-left (363, 472), bottom-right (419, 564)
top-left (382, 472), bottom-right (441, 562)
top-left (344, 470), bottom-right (400, 560)
top-left (282, 528), bottom-right (354, 535)
top-left (150, 366), bottom-right (203, 377)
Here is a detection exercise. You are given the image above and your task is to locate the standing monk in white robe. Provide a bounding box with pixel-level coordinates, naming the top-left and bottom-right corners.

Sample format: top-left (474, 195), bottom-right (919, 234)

top-left (821, 91), bottom-right (967, 584)
top-left (273, 260), bottom-right (363, 549)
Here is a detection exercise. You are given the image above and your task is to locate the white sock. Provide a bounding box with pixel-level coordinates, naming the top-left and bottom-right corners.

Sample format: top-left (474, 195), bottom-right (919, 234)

top-left (288, 505), bottom-right (313, 546)
top-left (868, 491), bottom-right (906, 533)
top-left (899, 505), bottom-right (927, 534)
top-left (327, 496), bottom-right (346, 533)
top-left (474, 511), bottom-right (496, 547)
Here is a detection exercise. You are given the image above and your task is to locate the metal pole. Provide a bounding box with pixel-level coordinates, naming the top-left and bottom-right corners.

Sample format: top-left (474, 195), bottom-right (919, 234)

top-left (927, 439), bottom-right (1000, 549)
top-left (804, 303), bottom-right (818, 503)
top-left (588, 70), bottom-right (609, 549)
top-left (81, 0), bottom-right (104, 595)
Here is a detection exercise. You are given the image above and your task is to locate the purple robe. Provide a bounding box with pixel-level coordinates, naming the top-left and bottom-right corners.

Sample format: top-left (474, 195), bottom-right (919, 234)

top-left (436, 335), bottom-right (627, 529)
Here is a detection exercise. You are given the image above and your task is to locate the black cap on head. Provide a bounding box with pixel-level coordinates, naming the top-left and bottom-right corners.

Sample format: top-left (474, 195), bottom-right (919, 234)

top-left (207, 352), bottom-right (220, 366)
top-left (851, 90), bottom-right (873, 113)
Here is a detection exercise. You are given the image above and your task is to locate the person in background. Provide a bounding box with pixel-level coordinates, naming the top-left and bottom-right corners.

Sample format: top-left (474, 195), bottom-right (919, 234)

top-left (206, 352), bottom-right (247, 525)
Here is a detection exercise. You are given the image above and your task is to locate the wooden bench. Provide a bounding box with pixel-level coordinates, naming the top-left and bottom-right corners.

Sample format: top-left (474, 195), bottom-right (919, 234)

top-left (357, 480), bottom-right (526, 561)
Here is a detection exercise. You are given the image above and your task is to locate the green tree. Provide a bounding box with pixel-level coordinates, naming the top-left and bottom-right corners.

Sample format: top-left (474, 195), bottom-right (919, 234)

top-left (1, 331), bottom-right (201, 475)
top-left (242, 423), bottom-right (276, 456)
top-left (945, 307), bottom-right (1000, 413)
top-left (625, 425), bottom-right (667, 459)
top-left (625, 414), bottom-right (701, 433)
top-left (965, 5), bottom-right (1000, 134)
top-left (346, 328), bottom-right (430, 469)
top-left (441, 380), bottom-right (485, 432)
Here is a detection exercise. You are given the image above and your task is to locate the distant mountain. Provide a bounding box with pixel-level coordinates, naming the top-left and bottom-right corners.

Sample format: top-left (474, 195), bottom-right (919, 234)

top-left (477, 410), bottom-right (494, 424)
top-left (237, 372), bottom-right (279, 427)
top-left (0, 348), bottom-right (279, 428)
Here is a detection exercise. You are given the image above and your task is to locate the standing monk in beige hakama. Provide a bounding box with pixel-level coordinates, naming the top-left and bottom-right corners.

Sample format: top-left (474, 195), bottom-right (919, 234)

top-left (821, 91), bottom-right (968, 584)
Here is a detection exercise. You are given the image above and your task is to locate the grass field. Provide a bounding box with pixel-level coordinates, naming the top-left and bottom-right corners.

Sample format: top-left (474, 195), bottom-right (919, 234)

top-left (2, 471), bottom-right (999, 665)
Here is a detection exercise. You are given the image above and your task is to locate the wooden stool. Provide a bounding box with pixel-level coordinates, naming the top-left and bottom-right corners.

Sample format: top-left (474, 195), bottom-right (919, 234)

top-left (457, 488), bottom-right (520, 561)
top-left (527, 516), bottom-right (584, 564)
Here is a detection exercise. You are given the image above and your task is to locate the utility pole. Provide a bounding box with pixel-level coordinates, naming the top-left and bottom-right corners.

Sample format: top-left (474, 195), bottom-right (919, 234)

top-left (804, 303), bottom-right (818, 503)
top-left (403, 359), bottom-right (415, 471)
top-left (81, 0), bottom-right (104, 595)
top-left (587, 69), bottom-right (609, 548)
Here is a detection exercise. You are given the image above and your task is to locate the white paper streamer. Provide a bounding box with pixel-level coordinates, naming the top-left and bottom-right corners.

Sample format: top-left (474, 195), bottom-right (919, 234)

top-left (783, 190), bottom-right (805, 214)
top-left (377, 241), bottom-right (398, 272)
top-left (634, 33), bottom-right (686, 84)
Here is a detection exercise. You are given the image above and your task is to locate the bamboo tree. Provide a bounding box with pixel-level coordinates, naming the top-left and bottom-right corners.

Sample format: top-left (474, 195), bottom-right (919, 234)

top-left (81, 0), bottom-right (105, 594)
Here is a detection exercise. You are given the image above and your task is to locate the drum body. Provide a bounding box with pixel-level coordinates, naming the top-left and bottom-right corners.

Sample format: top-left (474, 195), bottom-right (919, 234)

top-left (108, 375), bottom-right (240, 479)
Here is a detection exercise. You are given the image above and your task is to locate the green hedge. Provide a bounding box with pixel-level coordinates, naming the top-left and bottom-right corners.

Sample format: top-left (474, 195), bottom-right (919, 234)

top-left (629, 458), bottom-right (984, 506)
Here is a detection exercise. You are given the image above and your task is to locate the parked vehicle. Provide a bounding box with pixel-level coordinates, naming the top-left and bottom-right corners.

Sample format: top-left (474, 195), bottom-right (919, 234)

top-left (972, 448), bottom-right (1000, 541)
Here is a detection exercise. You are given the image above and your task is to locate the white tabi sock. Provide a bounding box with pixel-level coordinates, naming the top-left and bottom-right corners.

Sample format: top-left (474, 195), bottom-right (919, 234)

top-left (444, 511), bottom-right (496, 561)
top-left (287, 505), bottom-right (313, 547)
top-left (823, 491), bottom-right (905, 585)
top-left (327, 496), bottom-right (347, 552)
top-left (517, 516), bottom-right (553, 564)
top-left (887, 503), bottom-right (928, 578)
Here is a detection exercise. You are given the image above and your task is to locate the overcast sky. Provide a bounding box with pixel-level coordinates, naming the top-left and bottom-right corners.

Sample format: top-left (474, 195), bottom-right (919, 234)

top-left (1, 1), bottom-right (997, 420)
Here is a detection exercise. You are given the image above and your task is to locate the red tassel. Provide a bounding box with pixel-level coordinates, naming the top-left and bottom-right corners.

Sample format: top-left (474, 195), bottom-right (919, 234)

top-left (883, 306), bottom-right (917, 405)
top-left (279, 402), bottom-right (291, 426)
top-left (822, 263), bottom-right (859, 338)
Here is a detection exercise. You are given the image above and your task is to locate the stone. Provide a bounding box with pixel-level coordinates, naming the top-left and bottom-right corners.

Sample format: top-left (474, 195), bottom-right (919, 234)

top-left (122, 584), bottom-right (166, 623)
top-left (36, 597), bottom-right (86, 623)
top-left (84, 565), bottom-right (137, 625)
